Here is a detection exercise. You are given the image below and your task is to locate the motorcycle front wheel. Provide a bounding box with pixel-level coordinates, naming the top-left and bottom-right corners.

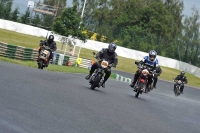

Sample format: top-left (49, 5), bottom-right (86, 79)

top-left (174, 86), bottom-right (180, 97)
top-left (90, 73), bottom-right (102, 90)
top-left (135, 82), bottom-right (143, 98)
top-left (38, 60), bottom-right (43, 70)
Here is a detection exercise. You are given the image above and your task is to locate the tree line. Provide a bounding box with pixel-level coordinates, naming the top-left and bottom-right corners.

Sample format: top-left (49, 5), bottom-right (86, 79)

top-left (1, 0), bottom-right (200, 67)
top-left (0, 0), bottom-right (66, 29)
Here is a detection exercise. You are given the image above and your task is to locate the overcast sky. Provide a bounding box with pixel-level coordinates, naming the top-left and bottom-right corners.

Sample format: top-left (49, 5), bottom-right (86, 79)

top-left (12, 0), bottom-right (200, 17)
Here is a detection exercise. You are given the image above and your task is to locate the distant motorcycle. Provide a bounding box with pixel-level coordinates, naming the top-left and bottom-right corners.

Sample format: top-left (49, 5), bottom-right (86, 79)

top-left (173, 79), bottom-right (184, 97)
top-left (89, 52), bottom-right (112, 90)
top-left (134, 62), bottom-right (155, 98)
top-left (37, 44), bottom-right (51, 70)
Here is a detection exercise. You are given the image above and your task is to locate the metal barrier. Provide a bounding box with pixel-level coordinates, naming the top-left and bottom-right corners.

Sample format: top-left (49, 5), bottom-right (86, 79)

top-left (0, 42), bottom-right (38, 60)
top-left (0, 42), bottom-right (91, 69)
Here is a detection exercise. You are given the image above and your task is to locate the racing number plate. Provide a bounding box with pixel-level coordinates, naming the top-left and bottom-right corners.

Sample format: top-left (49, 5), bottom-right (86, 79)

top-left (43, 50), bottom-right (49, 55)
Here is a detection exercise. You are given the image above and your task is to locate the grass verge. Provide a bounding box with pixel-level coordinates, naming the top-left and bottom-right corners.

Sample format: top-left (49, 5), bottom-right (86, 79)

top-left (0, 56), bottom-right (89, 74)
top-left (0, 56), bottom-right (116, 79)
top-left (0, 28), bottom-right (199, 88)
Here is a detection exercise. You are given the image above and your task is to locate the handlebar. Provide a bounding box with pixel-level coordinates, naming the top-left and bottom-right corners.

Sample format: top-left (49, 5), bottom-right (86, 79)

top-left (173, 79), bottom-right (184, 84)
top-left (41, 45), bottom-right (51, 51)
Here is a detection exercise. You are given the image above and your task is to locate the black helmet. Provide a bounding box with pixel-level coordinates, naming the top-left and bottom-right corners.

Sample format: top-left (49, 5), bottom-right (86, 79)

top-left (149, 50), bottom-right (157, 61)
top-left (180, 71), bottom-right (185, 76)
top-left (108, 42), bottom-right (117, 53)
top-left (48, 35), bottom-right (54, 43)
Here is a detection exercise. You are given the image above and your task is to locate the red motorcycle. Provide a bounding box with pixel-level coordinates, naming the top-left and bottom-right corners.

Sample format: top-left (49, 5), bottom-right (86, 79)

top-left (37, 45), bottom-right (51, 69)
top-left (134, 62), bottom-right (155, 98)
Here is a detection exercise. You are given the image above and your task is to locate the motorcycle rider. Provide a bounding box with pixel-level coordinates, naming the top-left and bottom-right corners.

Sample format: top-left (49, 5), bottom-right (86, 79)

top-left (130, 50), bottom-right (158, 90)
top-left (153, 65), bottom-right (162, 88)
top-left (38, 35), bottom-right (57, 66)
top-left (85, 42), bottom-right (118, 88)
top-left (174, 71), bottom-right (188, 94)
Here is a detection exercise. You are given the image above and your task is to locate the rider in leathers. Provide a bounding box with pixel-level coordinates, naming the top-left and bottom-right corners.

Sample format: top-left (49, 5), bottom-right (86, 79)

top-left (174, 71), bottom-right (188, 94)
top-left (85, 42), bottom-right (118, 88)
top-left (153, 65), bottom-right (162, 88)
top-left (130, 50), bottom-right (158, 90)
top-left (38, 35), bottom-right (57, 66)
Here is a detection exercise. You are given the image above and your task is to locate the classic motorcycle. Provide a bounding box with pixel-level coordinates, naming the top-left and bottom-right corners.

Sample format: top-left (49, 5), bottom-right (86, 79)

top-left (89, 52), bottom-right (111, 90)
top-left (173, 79), bottom-right (184, 97)
top-left (134, 62), bottom-right (155, 98)
top-left (37, 45), bottom-right (51, 70)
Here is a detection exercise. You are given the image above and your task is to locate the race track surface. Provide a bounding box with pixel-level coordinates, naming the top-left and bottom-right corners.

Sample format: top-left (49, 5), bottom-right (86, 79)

top-left (0, 61), bottom-right (200, 133)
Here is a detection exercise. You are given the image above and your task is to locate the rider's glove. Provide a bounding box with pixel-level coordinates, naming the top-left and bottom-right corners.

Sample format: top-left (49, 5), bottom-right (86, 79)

top-left (98, 59), bottom-right (103, 62)
top-left (138, 64), bottom-right (142, 69)
top-left (108, 64), bottom-right (113, 69)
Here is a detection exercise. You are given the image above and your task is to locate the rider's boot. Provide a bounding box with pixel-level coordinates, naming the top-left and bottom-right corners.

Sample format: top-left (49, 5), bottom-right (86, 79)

top-left (153, 84), bottom-right (156, 89)
top-left (85, 73), bottom-right (92, 80)
top-left (101, 82), bottom-right (105, 88)
top-left (130, 82), bottom-right (135, 88)
top-left (180, 87), bottom-right (184, 94)
top-left (146, 84), bottom-right (151, 93)
top-left (130, 76), bottom-right (137, 88)
top-left (101, 76), bottom-right (109, 88)
top-left (130, 78), bottom-right (137, 88)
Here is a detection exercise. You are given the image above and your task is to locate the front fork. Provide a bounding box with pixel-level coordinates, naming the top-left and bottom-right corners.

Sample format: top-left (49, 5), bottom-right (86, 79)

top-left (89, 71), bottom-right (104, 87)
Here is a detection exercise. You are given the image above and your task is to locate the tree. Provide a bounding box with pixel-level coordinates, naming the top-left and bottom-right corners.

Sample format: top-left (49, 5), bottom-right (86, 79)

top-left (10, 7), bottom-right (20, 22)
top-left (42, 15), bottom-right (54, 28)
top-left (20, 7), bottom-right (31, 24)
top-left (182, 6), bottom-right (200, 64)
top-left (0, 0), bottom-right (13, 19)
top-left (52, 5), bottom-right (87, 41)
top-left (31, 14), bottom-right (41, 26)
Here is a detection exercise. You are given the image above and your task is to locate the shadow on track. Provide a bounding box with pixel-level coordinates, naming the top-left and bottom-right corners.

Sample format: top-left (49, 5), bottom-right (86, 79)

top-left (126, 93), bottom-right (148, 102)
top-left (82, 86), bottom-right (106, 93)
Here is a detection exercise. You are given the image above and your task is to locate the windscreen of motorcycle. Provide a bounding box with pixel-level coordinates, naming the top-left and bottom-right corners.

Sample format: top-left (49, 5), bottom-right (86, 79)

top-left (101, 61), bottom-right (108, 68)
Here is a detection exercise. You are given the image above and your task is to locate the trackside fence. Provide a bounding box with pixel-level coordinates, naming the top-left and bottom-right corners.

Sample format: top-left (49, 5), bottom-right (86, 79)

top-left (0, 41), bottom-right (91, 69)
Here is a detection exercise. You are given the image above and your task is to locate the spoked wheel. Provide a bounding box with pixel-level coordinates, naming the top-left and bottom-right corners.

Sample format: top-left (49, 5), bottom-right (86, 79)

top-left (135, 87), bottom-right (140, 98)
top-left (175, 92), bottom-right (179, 97)
top-left (175, 87), bottom-right (180, 97)
top-left (135, 82), bottom-right (142, 98)
top-left (90, 73), bottom-right (102, 90)
top-left (38, 60), bottom-right (43, 69)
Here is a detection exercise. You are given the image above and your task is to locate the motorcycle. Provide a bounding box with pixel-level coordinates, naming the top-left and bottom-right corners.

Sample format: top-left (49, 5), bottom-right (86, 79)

top-left (173, 79), bottom-right (183, 97)
top-left (89, 52), bottom-right (111, 90)
top-left (37, 45), bottom-right (51, 70)
top-left (134, 62), bottom-right (155, 98)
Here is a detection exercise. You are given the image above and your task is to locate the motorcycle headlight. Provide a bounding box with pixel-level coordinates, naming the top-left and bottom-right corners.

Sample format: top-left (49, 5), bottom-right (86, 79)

top-left (101, 61), bottom-right (108, 68)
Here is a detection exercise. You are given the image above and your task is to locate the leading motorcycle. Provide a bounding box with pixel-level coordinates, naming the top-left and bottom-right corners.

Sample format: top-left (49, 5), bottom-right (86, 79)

top-left (37, 45), bottom-right (51, 70)
top-left (89, 52), bottom-right (112, 90)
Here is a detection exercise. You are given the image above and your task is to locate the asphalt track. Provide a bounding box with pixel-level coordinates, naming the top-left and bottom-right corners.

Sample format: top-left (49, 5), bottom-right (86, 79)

top-left (0, 61), bottom-right (200, 133)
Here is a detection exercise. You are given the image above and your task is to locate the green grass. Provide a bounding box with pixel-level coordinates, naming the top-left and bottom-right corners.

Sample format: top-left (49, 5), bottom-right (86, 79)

top-left (80, 48), bottom-right (200, 88)
top-left (0, 56), bottom-right (89, 74)
top-left (0, 56), bottom-right (116, 79)
top-left (0, 28), bottom-right (199, 88)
